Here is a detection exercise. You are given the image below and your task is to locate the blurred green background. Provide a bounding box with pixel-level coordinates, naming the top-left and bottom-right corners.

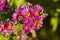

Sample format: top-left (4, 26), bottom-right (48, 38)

top-left (0, 0), bottom-right (60, 40)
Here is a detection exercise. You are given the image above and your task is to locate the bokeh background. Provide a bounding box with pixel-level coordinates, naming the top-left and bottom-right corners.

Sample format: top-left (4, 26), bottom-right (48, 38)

top-left (0, 0), bottom-right (60, 40)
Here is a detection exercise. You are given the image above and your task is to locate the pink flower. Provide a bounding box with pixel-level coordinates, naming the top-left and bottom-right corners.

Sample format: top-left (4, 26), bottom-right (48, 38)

top-left (0, 23), bottom-right (4, 32)
top-left (23, 24), bottom-right (32, 33)
top-left (2, 29), bottom-right (9, 37)
top-left (0, 0), bottom-right (10, 11)
top-left (12, 3), bottom-right (46, 33)
top-left (32, 15), bottom-right (43, 30)
top-left (20, 32), bottom-right (27, 40)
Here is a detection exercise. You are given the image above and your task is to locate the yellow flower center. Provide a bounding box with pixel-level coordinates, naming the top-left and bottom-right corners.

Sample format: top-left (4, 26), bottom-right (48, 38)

top-left (1, 25), bottom-right (4, 30)
top-left (34, 11), bottom-right (39, 16)
top-left (34, 20), bottom-right (40, 27)
top-left (8, 24), bottom-right (12, 30)
top-left (26, 12), bottom-right (30, 18)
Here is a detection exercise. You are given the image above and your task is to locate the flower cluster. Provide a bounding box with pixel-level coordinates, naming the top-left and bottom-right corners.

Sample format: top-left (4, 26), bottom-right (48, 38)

top-left (12, 3), bottom-right (45, 33)
top-left (0, 2), bottom-right (48, 39)
top-left (0, 0), bottom-right (10, 11)
top-left (0, 21), bottom-right (15, 37)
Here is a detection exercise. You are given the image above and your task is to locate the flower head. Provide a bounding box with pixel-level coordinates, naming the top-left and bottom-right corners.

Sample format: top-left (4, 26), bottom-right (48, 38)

top-left (12, 3), bottom-right (47, 33)
top-left (0, 0), bottom-right (10, 11)
top-left (32, 15), bottom-right (43, 30)
top-left (0, 21), bottom-right (16, 36)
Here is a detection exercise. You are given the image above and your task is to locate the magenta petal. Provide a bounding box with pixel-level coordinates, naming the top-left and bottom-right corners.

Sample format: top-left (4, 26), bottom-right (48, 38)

top-left (23, 24), bottom-right (31, 33)
top-left (34, 5), bottom-right (42, 11)
top-left (0, 3), bottom-right (4, 11)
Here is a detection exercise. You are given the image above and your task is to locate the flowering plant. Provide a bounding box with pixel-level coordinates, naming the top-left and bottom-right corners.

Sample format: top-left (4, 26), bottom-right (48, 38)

top-left (0, 0), bottom-right (48, 40)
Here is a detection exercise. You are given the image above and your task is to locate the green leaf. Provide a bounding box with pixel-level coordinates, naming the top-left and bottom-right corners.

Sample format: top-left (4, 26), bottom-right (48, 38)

top-left (50, 13), bottom-right (58, 32)
top-left (15, 23), bottom-right (23, 31)
top-left (0, 35), bottom-right (4, 40)
top-left (15, 0), bottom-right (27, 8)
